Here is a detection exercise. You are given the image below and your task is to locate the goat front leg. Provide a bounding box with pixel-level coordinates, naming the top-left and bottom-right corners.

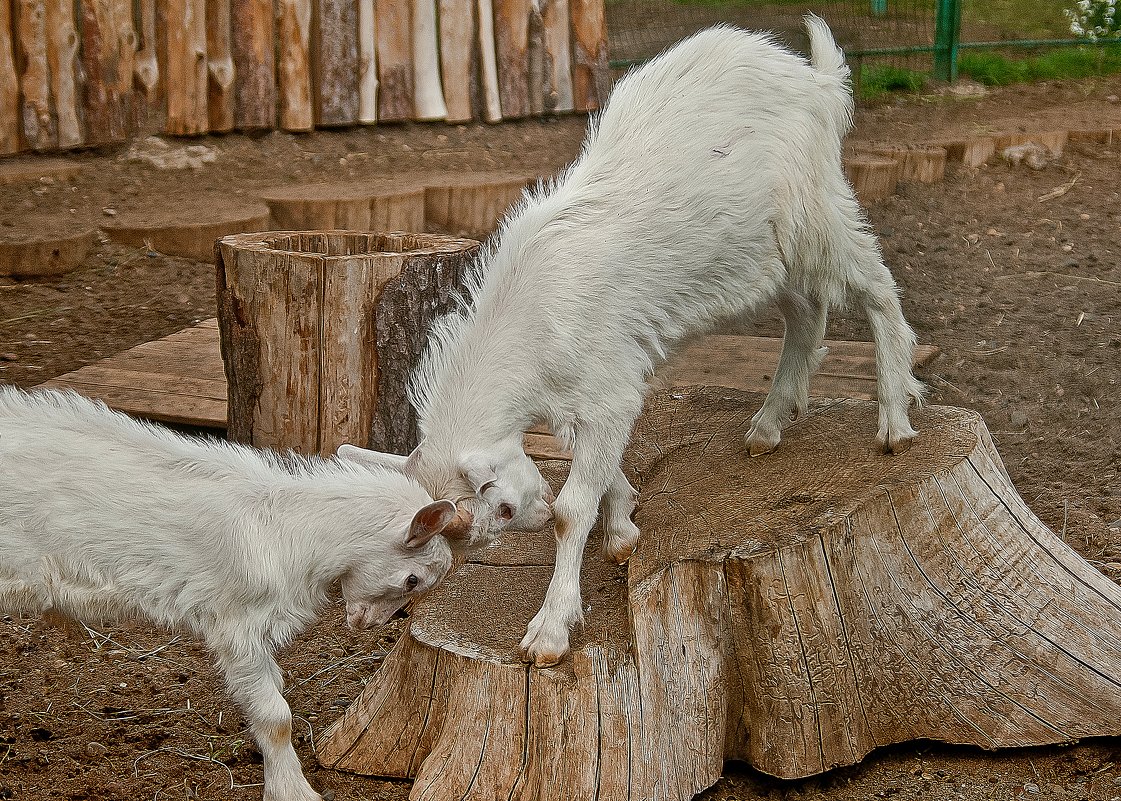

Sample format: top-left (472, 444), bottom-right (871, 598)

top-left (601, 466), bottom-right (640, 564)
top-left (520, 419), bottom-right (634, 667)
top-left (212, 634), bottom-right (322, 801)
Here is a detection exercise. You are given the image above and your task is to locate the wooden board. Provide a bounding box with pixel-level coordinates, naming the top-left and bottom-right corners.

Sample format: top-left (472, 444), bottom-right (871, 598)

top-left (38, 319), bottom-right (940, 461)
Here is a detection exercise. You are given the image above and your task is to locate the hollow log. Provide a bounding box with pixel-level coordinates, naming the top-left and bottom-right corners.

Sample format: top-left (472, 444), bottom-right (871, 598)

top-left (437, 0), bottom-right (476, 123)
top-left (313, 0), bottom-right (359, 126)
top-left (206, 0), bottom-right (235, 132)
top-left (216, 231), bottom-right (480, 456)
top-left (424, 171), bottom-right (537, 239)
top-left (570, 0), bottom-right (609, 112)
top-left (44, 0), bottom-right (82, 148)
top-left (317, 386), bottom-right (1121, 799)
top-left (493, 0), bottom-right (530, 118)
top-left (17, 0), bottom-right (54, 150)
top-left (232, 0), bottom-right (276, 129)
top-left (476, 0), bottom-right (502, 122)
top-left (277, 0), bottom-right (313, 130)
top-left (0, 0), bottom-right (18, 153)
top-left (376, 0), bottom-right (413, 122)
top-left (412, 0), bottom-right (447, 120)
top-left (534, 0), bottom-right (573, 114)
top-left (165, 0), bottom-right (208, 135)
top-left (357, 0), bottom-right (377, 123)
top-left (843, 155), bottom-right (900, 204)
top-left (259, 180), bottom-right (426, 232)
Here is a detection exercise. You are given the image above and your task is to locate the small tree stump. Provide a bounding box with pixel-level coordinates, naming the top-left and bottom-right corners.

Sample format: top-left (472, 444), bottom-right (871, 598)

top-left (0, 222), bottom-right (95, 277)
top-left (424, 172), bottom-right (537, 239)
top-left (843, 155), bottom-right (901, 203)
top-left (317, 386), bottom-right (1121, 799)
top-left (103, 199), bottom-right (270, 262)
top-left (259, 181), bottom-right (426, 233)
top-left (216, 231), bottom-right (479, 456)
top-left (852, 142), bottom-right (947, 184)
top-left (994, 130), bottom-right (1067, 157)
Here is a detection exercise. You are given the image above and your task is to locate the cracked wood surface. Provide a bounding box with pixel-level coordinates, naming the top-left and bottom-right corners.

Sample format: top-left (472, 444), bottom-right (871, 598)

top-left (317, 385), bottom-right (1121, 799)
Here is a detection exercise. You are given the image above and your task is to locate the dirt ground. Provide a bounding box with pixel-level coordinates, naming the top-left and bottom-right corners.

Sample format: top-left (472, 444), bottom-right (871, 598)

top-left (2, 75), bottom-right (1121, 801)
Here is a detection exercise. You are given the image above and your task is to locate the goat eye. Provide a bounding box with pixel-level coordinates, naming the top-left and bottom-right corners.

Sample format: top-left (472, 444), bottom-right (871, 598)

top-left (406, 574), bottom-right (419, 591)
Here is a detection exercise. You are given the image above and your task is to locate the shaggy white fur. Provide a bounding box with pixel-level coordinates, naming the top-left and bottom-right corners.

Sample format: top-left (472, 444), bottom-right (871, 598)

top-left (345, 15), bottom-right (924, 667)
top-left (0, 386), bottom-right (463, 801)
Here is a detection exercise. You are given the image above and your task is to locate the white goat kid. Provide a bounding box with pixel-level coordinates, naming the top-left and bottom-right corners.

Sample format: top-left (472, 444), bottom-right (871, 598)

top-left (344, 16), bottom-right (924, 667)
top-left (0, 387), bottom-right (463, 801)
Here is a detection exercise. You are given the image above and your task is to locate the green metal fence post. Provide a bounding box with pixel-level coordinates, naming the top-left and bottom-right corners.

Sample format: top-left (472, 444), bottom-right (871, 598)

top-left (933, 0), bottom-right (962, 81)
top-left (871, 0), bottom-right (887, 16)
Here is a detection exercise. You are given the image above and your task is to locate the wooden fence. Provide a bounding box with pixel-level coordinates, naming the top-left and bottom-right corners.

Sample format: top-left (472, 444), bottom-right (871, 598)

top-left (0, 0), bottom-right (611, 155)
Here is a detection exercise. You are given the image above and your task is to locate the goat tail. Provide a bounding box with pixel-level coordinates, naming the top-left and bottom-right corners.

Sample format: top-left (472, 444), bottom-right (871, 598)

top-left (803, 14), bottom-right (854, 137)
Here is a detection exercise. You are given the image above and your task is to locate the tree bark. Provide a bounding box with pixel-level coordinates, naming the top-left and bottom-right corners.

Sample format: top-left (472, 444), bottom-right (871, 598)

top-left (217, 231), bottom-right (480, 456)
top-left (317, 387), bottom-right (1121, 797)
top-left (277, 0), bottom-right (313, 130)
top-left (165, 0), bottom-right (208, 135)
top-left (376, 0), bottom-right (413, 122)
top-left (313, 0), bottom-right (359, 126)
top-left (570, 0), bottom-right (609, 112)
top-left (232, 0), bottom-right (276, 129)
top-left (17, 0), bottom-right (54, 149)
top-left (0, 0), bottom-right (19, 153)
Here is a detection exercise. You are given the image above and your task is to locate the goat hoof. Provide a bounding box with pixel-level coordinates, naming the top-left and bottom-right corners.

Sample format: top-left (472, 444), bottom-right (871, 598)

top-left (746, 435), bottom-right (779, 457)
top-left (881, 433), bottom-right (915, 455)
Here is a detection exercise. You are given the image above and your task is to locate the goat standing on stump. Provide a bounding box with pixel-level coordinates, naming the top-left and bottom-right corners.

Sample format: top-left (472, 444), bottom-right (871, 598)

top-left (0, 387), bottom-right (467, 801)
top-left (343, 16), bottom-right (924, 668)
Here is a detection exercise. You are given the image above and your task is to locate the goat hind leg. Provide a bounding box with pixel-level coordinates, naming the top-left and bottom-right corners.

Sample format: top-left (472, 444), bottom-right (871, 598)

top-left (746, 290), bottom-right (828, 456)
top-left (601, 465), bottom-right (640, 564)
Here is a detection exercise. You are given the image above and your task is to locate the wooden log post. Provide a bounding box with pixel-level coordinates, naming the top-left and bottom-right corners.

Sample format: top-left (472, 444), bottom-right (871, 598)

top-left (165, 0), bottom-right (208, 135)
top-left (412, 0), bottom-right (447, 120)
top-left (570, 0), bottom-right (609, 112)
top-left (133, 0), bottom-right (160, 106)
top-left (534, 0), bottom-right (573, 114)
top-left (437, 0), bottom-right (476, 123)
top-left (357, 0), bottom-right (377, 123)
top-left (493, 0), bottom-right (530, 119)
top-left (17, 0), bottom-right (55, 150)
top-left (313, 0), bottom-right (359, 126)
top-left (476, 0), bottom-right (502, 122)
top-left (376, 0), bottom-right (413, 122)
top-left (317, 386), bottom-right (1121, 799)
top-left (206, 0), bottom-right (235, 132)
top-left (0, 0), bottom-right (18, 153)
top-left (217, 232), bottom-right (480, 456)
top-left (232, 0), bottom-right (276, 129)
top-left (277, 0), bottom-right (313, 130)
top-left (45, 0), bottom-right (82, 148)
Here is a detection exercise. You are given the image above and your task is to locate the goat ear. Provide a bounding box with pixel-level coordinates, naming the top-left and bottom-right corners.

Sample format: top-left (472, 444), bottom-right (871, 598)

top-left (337, 444), bottom-right (409, 471)
top-left (406, 499), bottom-right (457, 548)
top-left (459, 455), bottom-right (498, 496)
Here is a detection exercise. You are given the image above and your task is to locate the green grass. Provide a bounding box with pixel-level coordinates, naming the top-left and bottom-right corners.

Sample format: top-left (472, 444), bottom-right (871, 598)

top-left (857, 64), bottom-right (927, 100)
top-left (958, 45), bottom-right (1121, 84)
top-left (961, 0), bottom-right (1072, 41)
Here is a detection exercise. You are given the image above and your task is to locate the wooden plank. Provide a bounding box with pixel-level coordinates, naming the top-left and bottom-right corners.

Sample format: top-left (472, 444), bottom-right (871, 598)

top-left (412, 0), bottom-right (447, 119)
top-left (44, 0), bottom-right (82, 147)
top-left (357, 0), bottom-right (377, 123)
top-left (438, 0), bottom-right (476, 123)
top-left (314, 0), bottom-right (359, 126)
top-left (206, 0), bottom-right (236, 131)
top-left (39, 368), bottom-right (227, 429)
top-left (277, 0), bottom-right (313, 130)
top-left (493, 0), bottom-right (530, 118)
top-left (165, 0), bottom-right (208, 135)
top-left (0, 0), bottom-right (19, 153)
top-left (232, 0), bottom-right (276, 129)
top-left (376, 0), bottom-right (413, 121)
top-left (17, 0), bottom-right (54, 149)
top-left (569, 0), bottom-right (609, 112)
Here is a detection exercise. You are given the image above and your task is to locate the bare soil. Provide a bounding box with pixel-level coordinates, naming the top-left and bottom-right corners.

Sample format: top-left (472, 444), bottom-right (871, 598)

top-left (2, 76), bottom-right (1121, 801)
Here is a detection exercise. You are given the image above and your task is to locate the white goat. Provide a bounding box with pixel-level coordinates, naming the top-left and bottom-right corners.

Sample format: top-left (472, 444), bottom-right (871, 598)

top-left (0, 386), bottom-right (465, 801)
top-left (342, 16), bottom-right (924, 667)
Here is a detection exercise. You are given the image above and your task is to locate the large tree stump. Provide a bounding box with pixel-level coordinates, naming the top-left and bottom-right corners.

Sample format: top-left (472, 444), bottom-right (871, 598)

top-left (317, 386), bottom-right (1121, 799)
top-left (217, 231), bottom-right (479, 456)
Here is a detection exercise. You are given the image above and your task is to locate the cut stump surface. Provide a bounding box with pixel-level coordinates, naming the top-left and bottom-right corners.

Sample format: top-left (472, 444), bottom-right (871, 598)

top-left (0, 222), bottom-right (95, 277)
top-left (318, 386), bottom-right (1121, 800)
top-left (103, 199), bottom-right (271, 262)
